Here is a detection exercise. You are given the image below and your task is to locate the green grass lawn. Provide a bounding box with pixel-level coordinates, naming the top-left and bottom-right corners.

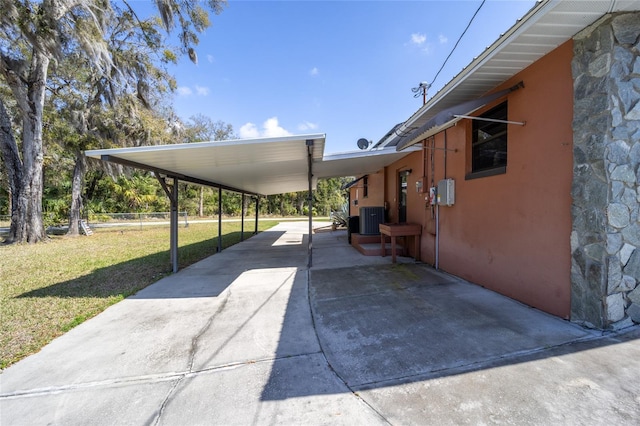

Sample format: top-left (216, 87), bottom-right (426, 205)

top-left (0, 220), bottom-right (278, 369)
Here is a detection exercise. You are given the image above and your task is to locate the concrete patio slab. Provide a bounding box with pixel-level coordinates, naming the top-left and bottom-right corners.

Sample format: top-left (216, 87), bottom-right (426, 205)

top-left (1, 222), bottom-right (639, 425)
top-left (309, 263), bottom-right (594, 388)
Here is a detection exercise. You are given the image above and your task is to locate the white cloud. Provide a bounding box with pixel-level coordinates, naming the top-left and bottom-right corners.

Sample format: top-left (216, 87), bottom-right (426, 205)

top-left (263, 117), bottom-right (291, 137)
top-left (195, 85), bottom-right (210, 96)
top-left (177, 86), bottom-right (193, 96)
top-left (298, 121), bottom-right (318, 131)
top-left (239, 122), bottom-right (260, 138)
top-left (239, 117), bottom-right (291, 139)
top-left (411, 33), bottom-right (427, 45)
top-left (207, 54), bottom-right (215, 63)
top-left (309, 67), bottom-right (319, 76)
top-left (438, 34), bottom-right (448, 44)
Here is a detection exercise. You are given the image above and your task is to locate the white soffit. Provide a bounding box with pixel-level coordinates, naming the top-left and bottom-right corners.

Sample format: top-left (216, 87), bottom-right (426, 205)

top-left (85, 134), bottom-right (326, 196)
top-left (387, 0), bottom-right (640, 150)
top-left (316, 146), bottom-right (421, 179)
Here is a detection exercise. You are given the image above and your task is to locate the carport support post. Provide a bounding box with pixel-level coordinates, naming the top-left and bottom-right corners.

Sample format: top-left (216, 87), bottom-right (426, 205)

top-left (217, 187), bottom-right (222, 253)
top-left (170, 178), bottom-right (179, 273)
top-left (307, 139), bottom-right (314, 268)
top-left (241, 193), bottom-right (245, 242)
top-left (254, 196), bottom-right (259, 235)
top-left (155, 173), bottom-right (179, 273)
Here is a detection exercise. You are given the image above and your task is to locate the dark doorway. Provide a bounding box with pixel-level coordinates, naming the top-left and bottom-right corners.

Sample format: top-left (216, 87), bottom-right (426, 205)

top-left (398, 170), bottom-right (409, 223)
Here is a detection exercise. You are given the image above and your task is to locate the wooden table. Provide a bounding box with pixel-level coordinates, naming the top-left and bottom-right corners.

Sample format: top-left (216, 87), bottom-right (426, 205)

top-left (379, 223), bottom-right (422, 263)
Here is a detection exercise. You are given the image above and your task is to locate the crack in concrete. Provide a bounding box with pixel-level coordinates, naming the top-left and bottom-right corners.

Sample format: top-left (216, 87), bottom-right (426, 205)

top-left (149, 288), bottom-right (233, 426)
top-left (151, 377), bottom-right (182, 426)
top-left (0, 352), bottom-right (323, 401)
top-left (187, 289), bottom-right (231, 373)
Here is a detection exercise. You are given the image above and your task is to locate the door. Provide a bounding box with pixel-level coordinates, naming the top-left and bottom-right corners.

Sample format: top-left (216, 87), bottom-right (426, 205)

top-left (398, 170), bottom-right (409, 223)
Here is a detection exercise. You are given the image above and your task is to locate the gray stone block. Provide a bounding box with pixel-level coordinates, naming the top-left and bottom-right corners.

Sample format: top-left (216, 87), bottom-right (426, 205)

top-left (607, 140), bottom-right (630, 163)
top-left (630, 286), bottom-right (640, 305)
top-left (606, 292), bottom-right (625, 322)
top-left (612, 181), bottom-right (625, 199)
top-left (623, 249), bottom-right (640, 280)
top-left (620, 243), bottom-right (636, 265)
top-left (622, 222), bottom-right (640, 246)
top-left (624, 102), bottom-right (640, 121)
top-left (596, 21), bottom-right (615, 51)
top-left (612, 13), bottom-right (640, 45)
top-left (611, 316), bottom-right (635, 330)
top-left (587, 260), bottom-right (607, 295)
top-left (607, 232), bottom-right (623, 254)
top-left (608, 203), bottom-right (630, 228)
top-left (616, 80), bottom-right (638, 115)
top-left (591, 160), bottom-right (607, 181)
top-left (621, 275), bottom-right (637, 292)
top-left (585, 243), bottom-right (607, 261)
top-left (622, 188), bottom-right (637, 208)
top-left (631, 142), bottom-right (640, 166)
top-left (627, 303), bottom-right (640, 323)
top-left (634, 56), bottom-right (640, 74)
top-left (589, 53), bottom-right (611, 77)
top-left (611, 164), bottom-right (636, 184)
top-left (607, 256), bottom-right (623, 293)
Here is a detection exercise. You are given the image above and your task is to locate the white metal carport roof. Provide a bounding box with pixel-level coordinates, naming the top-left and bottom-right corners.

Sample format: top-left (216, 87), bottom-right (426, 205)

top-left (85, 134), bottom-right (326, 196)
top-left (85, 134), bottom-right (418, 196)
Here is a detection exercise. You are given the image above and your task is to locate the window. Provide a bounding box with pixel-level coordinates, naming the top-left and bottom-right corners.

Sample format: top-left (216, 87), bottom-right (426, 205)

top-left (468, 101), bottom-right (508, 179)
top-left (363, 176), bottom-right (368, 198)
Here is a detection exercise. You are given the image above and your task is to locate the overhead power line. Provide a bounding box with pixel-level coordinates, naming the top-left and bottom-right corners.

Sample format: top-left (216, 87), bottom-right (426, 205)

top-left (429, 0), bottom-right (486, 88)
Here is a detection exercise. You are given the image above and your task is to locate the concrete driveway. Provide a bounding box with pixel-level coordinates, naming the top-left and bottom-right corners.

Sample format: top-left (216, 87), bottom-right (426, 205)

top-left (1, 222), bottom-right (639, 425)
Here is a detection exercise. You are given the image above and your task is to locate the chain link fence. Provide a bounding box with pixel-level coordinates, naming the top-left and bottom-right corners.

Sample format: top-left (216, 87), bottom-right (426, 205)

top-left (87, 212), bottom-right (189, 229)
top-left (0, 212), bottom-right (189, 234)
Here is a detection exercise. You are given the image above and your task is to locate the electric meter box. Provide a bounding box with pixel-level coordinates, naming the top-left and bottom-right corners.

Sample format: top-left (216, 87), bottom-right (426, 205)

top-left (437, 179), bottom-right (455, 206)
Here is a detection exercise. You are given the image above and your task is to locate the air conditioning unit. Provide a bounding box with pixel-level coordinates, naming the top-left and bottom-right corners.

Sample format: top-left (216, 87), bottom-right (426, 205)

top-left (359, 206), bottom-right (385, 235)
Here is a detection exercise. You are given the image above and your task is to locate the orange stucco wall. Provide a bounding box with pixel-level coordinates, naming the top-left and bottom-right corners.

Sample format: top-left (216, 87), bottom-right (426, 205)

top-left (362, 41), bottom-right (574, 318)
top-left (348, 171), bottom-right (386, 216)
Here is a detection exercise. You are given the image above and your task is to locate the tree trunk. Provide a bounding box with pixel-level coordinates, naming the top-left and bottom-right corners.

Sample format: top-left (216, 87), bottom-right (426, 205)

top-left (296, 194), bottom-right (304, 216)
top-left (0, 99), bottom-right (22, 243)
top-left (242, 194), bottom-right (250, 217)
top-left (0, 51), bottom-right (49, 243)
top-left (67, 151), bottom-right (86, 236)
top-left (199, 186), bottom-right (204, 217)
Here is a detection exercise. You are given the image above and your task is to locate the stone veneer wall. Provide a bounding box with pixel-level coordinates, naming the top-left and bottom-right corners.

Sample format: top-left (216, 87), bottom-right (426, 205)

top-left (572, 12), bottom-right (640, 329)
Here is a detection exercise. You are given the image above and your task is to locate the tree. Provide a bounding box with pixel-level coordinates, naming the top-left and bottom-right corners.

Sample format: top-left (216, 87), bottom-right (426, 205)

top-left (181, 113), bottom-right (235, 144)
top-left (0, 0), bottom-right (226, 243)
top-left (180, 114), bottom-right (236, 217)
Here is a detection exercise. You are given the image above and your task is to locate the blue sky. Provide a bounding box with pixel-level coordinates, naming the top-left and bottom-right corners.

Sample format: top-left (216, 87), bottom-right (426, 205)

top-left (149, 0), bottom-right (537, 153)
